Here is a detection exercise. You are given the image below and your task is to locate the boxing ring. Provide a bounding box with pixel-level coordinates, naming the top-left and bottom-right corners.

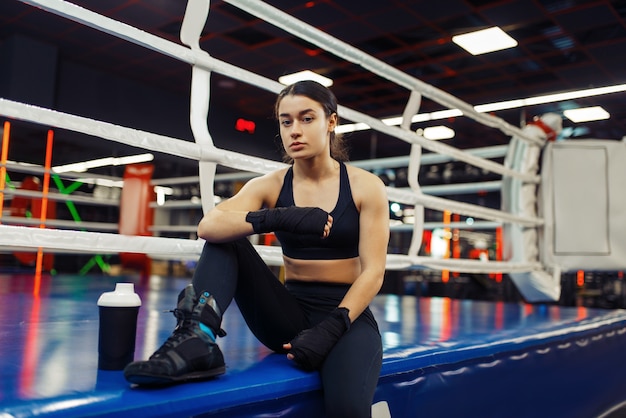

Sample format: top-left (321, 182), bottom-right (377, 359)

top-left (2, 0), bottom-right (626, 416)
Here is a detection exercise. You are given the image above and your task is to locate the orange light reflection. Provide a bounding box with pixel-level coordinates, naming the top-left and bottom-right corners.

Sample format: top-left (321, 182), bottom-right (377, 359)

top-left (19, 295), bottom-right (41, 397)
top-left (439, 297), bottom-right (452, 341)
top-left (495, 301), bottom-right (504, 330)
top-left (0, 121), bottom-right (11, 222)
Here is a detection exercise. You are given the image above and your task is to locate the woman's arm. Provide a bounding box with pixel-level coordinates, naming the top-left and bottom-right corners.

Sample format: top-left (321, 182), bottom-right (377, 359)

top-left (338, 169), bottom-right (389, 322)
top-left (197, 173), bottom-right (280, 243)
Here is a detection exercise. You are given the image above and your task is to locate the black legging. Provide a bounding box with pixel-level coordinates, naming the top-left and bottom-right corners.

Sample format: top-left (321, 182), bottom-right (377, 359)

top-left (191, 239), bottom-right (382, 418)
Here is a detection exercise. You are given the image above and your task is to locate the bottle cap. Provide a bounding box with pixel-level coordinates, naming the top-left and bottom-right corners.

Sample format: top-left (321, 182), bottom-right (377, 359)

top-left (97, 283), bottom-right (142, 307)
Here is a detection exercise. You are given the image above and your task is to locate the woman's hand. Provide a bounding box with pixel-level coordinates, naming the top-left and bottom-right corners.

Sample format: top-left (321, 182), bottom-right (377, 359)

top-left (282, 307), bottom-right (350, 371)
top-left (246, 207), bottom-right (332, 237)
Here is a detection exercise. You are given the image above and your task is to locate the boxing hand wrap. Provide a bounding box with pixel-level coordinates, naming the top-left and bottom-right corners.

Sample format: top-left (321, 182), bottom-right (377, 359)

top-left (288, 307), bottom-right (351, 371)
top-left (245, 207), bottom-right (328, 235)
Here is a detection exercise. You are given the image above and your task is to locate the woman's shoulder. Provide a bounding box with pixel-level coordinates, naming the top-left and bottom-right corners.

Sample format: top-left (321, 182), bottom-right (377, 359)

top-left (250, 166), bottom-right (290, 186)
top-left (243, 167), bottom-right (290, 206)
top-left (344, 163), bottom-right (385, 187)
top-left (344, 163), bottom-right (387, 202)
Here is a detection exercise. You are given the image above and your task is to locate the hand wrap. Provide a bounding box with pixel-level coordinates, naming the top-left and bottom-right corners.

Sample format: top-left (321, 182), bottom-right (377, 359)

top-left (288, 307), bottom-right (350, 371)
top-left (245, 207), bottom-right (328, 235)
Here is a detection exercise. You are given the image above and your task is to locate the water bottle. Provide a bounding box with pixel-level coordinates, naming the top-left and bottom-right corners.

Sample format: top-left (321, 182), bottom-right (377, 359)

top-left (97, 283), bottom-right (141, 370)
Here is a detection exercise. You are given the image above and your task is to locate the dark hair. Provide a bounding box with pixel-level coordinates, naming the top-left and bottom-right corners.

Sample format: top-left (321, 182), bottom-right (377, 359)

top-left (274, 80), bottom-right (348, 163)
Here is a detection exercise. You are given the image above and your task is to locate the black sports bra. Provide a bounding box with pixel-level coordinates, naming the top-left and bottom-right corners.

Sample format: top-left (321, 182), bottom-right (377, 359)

top-left (274, 162), bottom-right (360, 260)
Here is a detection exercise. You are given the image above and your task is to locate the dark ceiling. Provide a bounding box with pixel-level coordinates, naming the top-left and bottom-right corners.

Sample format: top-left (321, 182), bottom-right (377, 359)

top-left (1, 0), bottom-right (626, 180)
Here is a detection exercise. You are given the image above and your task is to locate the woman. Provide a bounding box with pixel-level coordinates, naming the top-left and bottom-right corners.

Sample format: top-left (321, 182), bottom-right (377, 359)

top-left (124, 80), bottom-right (390, 417)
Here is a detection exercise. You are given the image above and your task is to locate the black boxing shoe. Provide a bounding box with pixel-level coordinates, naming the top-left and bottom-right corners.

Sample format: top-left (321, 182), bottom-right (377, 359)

top-left (124, 285), bottom-right (226, 386)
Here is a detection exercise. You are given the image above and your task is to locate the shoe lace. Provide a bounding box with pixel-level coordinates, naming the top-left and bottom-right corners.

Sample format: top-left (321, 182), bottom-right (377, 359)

top-left (151, 308), bottom-right (195, 357)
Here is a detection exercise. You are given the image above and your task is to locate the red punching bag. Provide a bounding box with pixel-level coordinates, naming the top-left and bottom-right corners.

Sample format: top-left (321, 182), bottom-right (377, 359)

top-left (118, 164), bottom-right (155, 276)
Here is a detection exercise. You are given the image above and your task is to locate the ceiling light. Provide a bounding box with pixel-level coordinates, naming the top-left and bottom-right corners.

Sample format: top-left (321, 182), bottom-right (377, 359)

top-left (563, 106), bottom-right (610, 123)
top-left (336, 122), bottom-right (370, 134)
top-left (76, 177), bottom-right (124, 188)
top-left (278, 70), bottom-right (333, 87)
top-left (421, 126), bottom-right (455, 140)
top-left (52, 153), bottom-right (154, 173)
top-left (452, 27), bottom-right (518, 55)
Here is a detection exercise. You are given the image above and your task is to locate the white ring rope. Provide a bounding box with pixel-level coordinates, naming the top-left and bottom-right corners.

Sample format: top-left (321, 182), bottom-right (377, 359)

top-left (386, 188), bottom-right (541, 227)
top-left (0, 0), bottom-right (556, 294)
top-left (338, 106), bottom-right (540, 183)
top-left (155, 145), bottom-right (512, 183)
top-left (1, 217), bottom-right (119, 232)
top-left (0, 224), bottom-right (539, 274)
top-left (0, 99), bottom-right (285, 175)
top-left (1, 188), bottom-right (116, 207)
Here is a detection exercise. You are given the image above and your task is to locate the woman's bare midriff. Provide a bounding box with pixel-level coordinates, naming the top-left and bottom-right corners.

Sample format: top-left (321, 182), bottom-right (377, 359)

top-left (283, 256), bottom-right (361, 284)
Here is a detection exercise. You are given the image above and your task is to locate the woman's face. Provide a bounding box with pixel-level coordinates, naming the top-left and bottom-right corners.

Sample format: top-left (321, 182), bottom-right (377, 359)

top-left (277, 94), bottom-right (337, 161)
